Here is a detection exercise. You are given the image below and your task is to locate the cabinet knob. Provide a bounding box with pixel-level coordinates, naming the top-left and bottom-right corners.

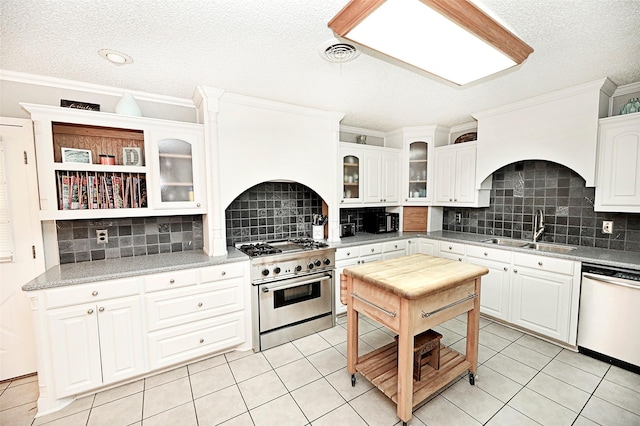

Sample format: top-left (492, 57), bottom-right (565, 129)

top-left (458, 258), bottom-right (462, 262)
top-left (514, 269), bottom-right (518, 273)
top-left (449, 199), bottom-right (453, 202)
top-left (87, 309), bottom-right (94, 315)
top-left (196, 203), bottom-right (201, 207)
top-left (503, 267), bottom-right (508, 272)
top-left (198, 302), bottom-right (203, 307)
top-left (98, 307), bottom-right (104, 312)
top-left (538, 261), bottom-right (543, 266)
top-left (341, 200), bottom-right (344, 203)
top-left (347, 252), bottom-right (350, 256)
top-left (454, 199), bottom-right (458, 202)
top-left (394, 245), bottom-right (398, 249)
top-left (169, 279), bottom-right (175, 284)
top-left (199, 338), bottom-right (204, 344)
top-left (484, 252), bottom-right (488, 256)
top-left (221, 271), bottom-right (226, 276)
top-left (405, 199), bottom-right (408, 202)
top-left (91, 291), bottom-right (98, 296)
top-left (449, 246), bottom-right (453, 250)
top-left (371, 248), bottom-right (375, 252)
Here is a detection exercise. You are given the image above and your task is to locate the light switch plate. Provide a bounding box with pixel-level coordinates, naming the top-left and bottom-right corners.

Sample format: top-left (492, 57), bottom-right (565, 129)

top-left (602, 221), bottom-right (613, 234)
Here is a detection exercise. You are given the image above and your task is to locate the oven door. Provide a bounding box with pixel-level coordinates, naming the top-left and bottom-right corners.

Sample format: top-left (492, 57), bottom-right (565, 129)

top-left (258, 272), bottom-right (333, 332)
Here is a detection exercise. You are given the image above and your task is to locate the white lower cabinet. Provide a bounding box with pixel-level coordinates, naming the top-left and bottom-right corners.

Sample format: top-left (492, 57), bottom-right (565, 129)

top-left (47, 292), bottom-right (145, 398)
top-left (511, 253), bottom-right (577, 342)
top-left (438, 241), bottom-right (465, 262)
top-left (382, 240), bottom-right (407, 259)
top-left (462, 243), bottom-right (580, 345)
top-left (27, 260), bottom-right (250, 416)
top-left (466, 245), bottom-right (512, 322)
top-left (407, 238), bottom-right (437, 255)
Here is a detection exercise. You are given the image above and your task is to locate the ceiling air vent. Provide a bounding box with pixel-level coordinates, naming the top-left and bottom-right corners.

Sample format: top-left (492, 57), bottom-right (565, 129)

top-left (319, 38), bottom-right (360, 63)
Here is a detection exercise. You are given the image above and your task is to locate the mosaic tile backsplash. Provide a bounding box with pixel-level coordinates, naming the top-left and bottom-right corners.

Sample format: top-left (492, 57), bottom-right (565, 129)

top-left (225, 182), bottom-right (324, 246)
top-left (443, 160), bottom-right (640, 252)
top-left (57, 215), bottom-right (204, 264)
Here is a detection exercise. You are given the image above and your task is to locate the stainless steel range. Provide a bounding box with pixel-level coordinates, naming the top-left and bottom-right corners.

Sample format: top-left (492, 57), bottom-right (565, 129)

top-left (238, 238), bottom-right (336, 351)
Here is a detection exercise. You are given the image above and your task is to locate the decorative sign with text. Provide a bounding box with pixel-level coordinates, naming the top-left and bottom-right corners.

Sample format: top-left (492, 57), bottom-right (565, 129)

top-left (60, 99), bottom-right (100, 111)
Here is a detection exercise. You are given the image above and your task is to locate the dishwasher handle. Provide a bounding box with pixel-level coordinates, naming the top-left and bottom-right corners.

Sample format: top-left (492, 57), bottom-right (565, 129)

top-left (582, 273), bottom-right (640, 290)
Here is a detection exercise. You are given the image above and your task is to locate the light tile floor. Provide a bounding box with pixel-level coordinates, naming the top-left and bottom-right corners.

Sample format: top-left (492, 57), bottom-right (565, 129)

top-left (1, 314), bottom-right (639, 426)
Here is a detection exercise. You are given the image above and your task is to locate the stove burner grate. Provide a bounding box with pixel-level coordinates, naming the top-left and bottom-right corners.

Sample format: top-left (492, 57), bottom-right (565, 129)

top-left (238, 243), bottom-right (282, 257)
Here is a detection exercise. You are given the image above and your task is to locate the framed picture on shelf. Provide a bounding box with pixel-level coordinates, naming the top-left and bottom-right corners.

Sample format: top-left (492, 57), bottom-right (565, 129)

top-left (61, 147), bottom-right (92, 164)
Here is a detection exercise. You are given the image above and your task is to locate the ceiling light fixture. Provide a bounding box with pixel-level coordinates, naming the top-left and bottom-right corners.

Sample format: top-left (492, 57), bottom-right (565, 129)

top-left (98, 49), bottom-right (133, 65)
top-left (328, 0), bottom-right (533, 85)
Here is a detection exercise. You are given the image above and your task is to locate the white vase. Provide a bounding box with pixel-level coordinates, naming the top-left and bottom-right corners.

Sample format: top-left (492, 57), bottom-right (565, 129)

top-left (115, 93), bottom-right (142, 116)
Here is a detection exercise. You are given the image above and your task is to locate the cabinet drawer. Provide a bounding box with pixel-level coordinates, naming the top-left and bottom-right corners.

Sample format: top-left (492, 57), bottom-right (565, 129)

top-left (200, 262), bottom-right (245, 283)
top-left (351, 279), bottom-right (401, 330)
top-left (336, 247), bottom-right (361, 261)
top-left (513, 253), bottom-right (575, 275)
top-left (359, 243), bottom-right (383, 257)
top-left (145, 278), bottom-right (245, 331)
top-left (46, 277), bottom-right (141, 309)
top-left (466, 245), bottom-right (512, 263)
top-left (144, 269), bottom-right (198, 293)
top-left (383, 240), bottom-right (406, 252)
top-left (439, 241), bottom-right (465, 255)
top-left (147, 312), bottom-right (245, 369)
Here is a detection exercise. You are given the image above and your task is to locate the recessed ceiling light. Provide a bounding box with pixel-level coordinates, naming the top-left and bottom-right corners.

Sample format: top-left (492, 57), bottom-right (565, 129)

top-left (98, 49), bottom-right (133, 65)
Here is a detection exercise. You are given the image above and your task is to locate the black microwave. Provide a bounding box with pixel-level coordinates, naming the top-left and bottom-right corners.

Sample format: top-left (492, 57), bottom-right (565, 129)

top-left (363, 212), bottom-right (399, 234)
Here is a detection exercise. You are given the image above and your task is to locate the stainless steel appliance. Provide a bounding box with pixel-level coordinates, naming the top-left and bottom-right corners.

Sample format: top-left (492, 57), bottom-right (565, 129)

top-left (340, 222), bottom-right (355, 237)
top-left (578, 263), bottom-right (640, 373)
top-left (363, 212), bottom-right (399, 234)
top-left (238, 238), bottom-right (335, 351)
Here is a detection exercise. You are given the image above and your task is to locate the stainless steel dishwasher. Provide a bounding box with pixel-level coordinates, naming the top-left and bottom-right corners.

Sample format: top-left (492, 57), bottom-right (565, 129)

top-left (578, 263), bottom-right (640, 373)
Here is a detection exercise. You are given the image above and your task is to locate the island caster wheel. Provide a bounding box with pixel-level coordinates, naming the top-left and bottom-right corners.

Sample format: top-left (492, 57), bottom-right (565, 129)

top-left (402, 422), bottom-right (408, 426)
top-left (351, 374), bottom-right (356, 387)
top-left (469, 371), bottom-right (476, 385)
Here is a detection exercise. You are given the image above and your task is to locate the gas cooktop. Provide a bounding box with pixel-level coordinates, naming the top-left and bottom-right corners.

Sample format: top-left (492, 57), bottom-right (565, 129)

top-left (238, 238), bottom-right (329, 258)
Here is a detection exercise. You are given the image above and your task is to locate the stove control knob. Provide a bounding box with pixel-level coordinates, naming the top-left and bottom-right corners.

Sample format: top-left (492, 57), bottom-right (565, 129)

top-left (323, 258), bottom-right (331, 265)
top-left (314, 259), bottom-right (321, 267)
top-left (308, 263), bottom-right (315, 270)
top-left (273, 267), bottom-right (281, 274)
top-left (262, 269), bottom-right (269, 276)
top-left (295, 265), bottom-right (302, 272)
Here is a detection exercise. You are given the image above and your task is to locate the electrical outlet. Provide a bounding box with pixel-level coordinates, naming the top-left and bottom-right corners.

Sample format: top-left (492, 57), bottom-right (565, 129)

top-left (602, 221), bottom-right (613, 234)
top-left (96, 229), bottom-right (108, 244)
top-left (455, 213), bottom-right (462, 224)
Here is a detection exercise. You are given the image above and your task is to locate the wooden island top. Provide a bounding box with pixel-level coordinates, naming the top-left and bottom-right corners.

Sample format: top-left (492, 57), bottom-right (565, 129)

top-left (342, 253), bottom-right (489, 300)
top-left (341, 253), bottom-right (488, 425)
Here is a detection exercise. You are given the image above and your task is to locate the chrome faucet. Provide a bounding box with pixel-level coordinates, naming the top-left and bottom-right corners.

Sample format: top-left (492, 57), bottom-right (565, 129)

top-left (533, 209), bottom-right (545, 242)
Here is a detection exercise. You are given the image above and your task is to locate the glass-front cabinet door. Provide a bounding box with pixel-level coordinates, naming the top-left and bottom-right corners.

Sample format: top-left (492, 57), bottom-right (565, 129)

top-left (150, 124), bottom-right (205, 211)
top-left (408, 141), bottom-right (428, 200)
top-left (339, 145), bottom-right (362, 204)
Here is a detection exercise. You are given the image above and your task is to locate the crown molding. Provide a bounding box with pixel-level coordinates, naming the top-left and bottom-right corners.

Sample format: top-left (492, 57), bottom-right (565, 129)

top-left (0, 69), bottom-right (196, 109)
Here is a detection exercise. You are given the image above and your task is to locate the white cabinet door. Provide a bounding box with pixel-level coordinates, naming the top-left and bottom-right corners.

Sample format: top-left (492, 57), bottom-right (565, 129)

top-left (467, 257), bottom-right (510, 321)
top-left (511, 267), bottom-right (572, 341)
top-left (595, 114), bottom-right (640, 212)
top-left (335, 258), bottom-right (359, 315)
top-left (454, 145), bottom-right (477, 203)
top-left (339, 146), bottom-right (363, 204)
top-left (149, 123), bottom-right (206, 212)
top-left (98, 296), bottom-right (146, 385)
top-left (407, 238), bottom-right (437, 255)
top-left (363, 150), bottom-right (383, 203)
top-left (381, 151), bottom-right (400, 203)
top-left (48, 305), bottom-right (102, 397)
top-left (434, 149), bottom-right (456, 204)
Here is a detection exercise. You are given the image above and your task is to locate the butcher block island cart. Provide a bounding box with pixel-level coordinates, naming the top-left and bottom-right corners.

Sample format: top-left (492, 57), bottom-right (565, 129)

top-left (341, 254), bottom-right (488, 425)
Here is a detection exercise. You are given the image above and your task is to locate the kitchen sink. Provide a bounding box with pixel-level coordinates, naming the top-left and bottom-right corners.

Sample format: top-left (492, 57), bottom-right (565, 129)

top-left (523, 242), bottom-right (577, 253)
top-left (483, 238), bottom-right (577, 253)
top-left (483, 238), bottom-right (530, 247)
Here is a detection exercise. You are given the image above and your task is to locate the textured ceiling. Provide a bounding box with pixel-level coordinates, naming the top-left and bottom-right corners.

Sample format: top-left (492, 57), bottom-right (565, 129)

top-left (1, 0), bottom-right (639, 131)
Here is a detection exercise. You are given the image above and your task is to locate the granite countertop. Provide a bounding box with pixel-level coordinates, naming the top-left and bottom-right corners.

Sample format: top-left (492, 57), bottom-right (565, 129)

top-left (23, 249), bottom-right (248, 291)
top-left (333, 231), bottom-right (640, 271)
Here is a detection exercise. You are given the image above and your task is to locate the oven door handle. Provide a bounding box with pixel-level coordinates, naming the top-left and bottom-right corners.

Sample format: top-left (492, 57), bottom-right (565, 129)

top-left (261, 274), bottom-right (332, 293)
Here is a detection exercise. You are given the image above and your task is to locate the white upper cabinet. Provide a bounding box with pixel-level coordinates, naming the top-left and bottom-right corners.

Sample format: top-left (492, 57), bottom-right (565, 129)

top-left (338, 142), bottom-right (400, 206)
top-left (595, 113), bottom-right (640, 212)
top-left (20, 103), bottom-right (205, 220)
top-left (393, 125), bottom-right (449, 205)
top-left (433, 142), bottom-right (491, 207)
top-left (148, 123), bottom-right (205, 210)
